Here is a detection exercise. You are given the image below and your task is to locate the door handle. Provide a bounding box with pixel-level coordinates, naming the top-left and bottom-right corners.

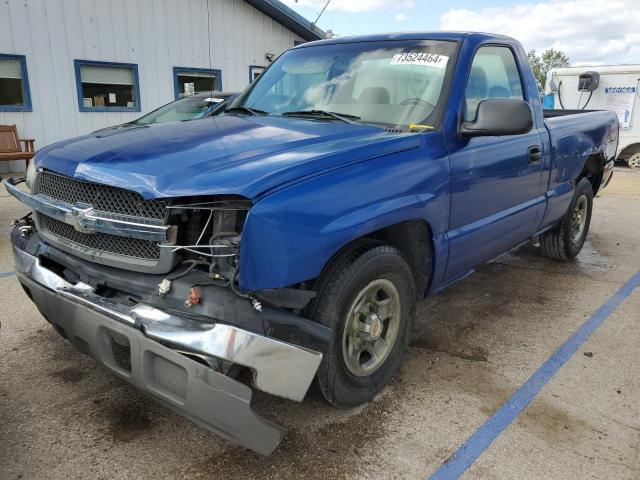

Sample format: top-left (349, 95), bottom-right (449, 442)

top-left (528, 145), bottom-right (542, 164)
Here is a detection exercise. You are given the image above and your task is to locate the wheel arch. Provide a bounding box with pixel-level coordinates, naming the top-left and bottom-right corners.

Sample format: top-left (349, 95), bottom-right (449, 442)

top-left (579, 152), bottom-right (606, 195)
top-left (617, 142), bottom-right (640, 160)
top-left (312, 219), bottom-right (435, 301)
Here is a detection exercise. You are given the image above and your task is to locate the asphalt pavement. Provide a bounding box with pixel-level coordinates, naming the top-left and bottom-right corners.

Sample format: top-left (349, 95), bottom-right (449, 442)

top-left (1, 168), bottom-right (639, 479)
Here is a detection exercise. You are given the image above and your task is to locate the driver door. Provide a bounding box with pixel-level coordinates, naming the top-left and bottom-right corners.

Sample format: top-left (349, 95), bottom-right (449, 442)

top-left (444, 45), bottom-right (545, 282)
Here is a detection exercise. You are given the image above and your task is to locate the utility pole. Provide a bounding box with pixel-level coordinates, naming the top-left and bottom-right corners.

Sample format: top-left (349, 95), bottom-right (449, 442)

top-left (294, 0), bottom-right (332, 37)
top-left (312, 0), bottom-right (332, 29)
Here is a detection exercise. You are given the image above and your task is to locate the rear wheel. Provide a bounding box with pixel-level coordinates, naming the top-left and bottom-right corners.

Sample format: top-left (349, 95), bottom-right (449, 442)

top-left (307, 243), bottom-right (416, 408)
top-left (627, 153), bottom-right (640, 169)
top-left (540, 177), bottom-right (593, 260)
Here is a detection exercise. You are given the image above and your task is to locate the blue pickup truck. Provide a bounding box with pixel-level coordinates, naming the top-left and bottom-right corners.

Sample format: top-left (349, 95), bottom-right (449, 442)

top-left (6, 32), bottom-right (618, 454)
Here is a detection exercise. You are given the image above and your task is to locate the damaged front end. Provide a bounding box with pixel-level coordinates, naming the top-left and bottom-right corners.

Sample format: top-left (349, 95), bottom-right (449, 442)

top-left (5, 174), bottom-right (328, 455)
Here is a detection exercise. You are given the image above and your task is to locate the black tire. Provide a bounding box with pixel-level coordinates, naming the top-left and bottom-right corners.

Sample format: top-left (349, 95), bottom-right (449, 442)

top-left (540, 177), bottom-right (594, 260)
top-left (306, 242), bottom-right (416, 408)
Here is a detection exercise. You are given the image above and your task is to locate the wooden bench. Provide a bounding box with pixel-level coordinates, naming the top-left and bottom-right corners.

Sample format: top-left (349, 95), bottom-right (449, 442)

top-left (0, 124), bottom-right (35, 169)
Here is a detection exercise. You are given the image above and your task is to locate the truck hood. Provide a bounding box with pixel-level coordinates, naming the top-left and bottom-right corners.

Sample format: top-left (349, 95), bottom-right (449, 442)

top-left (35, 116), bottom-right (424, 200)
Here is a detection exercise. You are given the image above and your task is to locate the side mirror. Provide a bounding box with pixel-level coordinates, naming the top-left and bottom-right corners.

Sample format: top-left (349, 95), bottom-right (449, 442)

top-left (460, 98), bottom-right (533, 137)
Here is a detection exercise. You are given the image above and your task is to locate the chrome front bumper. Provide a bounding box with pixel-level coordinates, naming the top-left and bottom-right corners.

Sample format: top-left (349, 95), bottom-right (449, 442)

top-left (13, 246), bottom-right (323, 455)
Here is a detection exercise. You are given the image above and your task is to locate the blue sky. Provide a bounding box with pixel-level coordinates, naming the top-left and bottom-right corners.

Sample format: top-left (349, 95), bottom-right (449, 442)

top-left (284, 0), bottom-right (516, 36)
top-left (281, 0), bottom-right (640, 65)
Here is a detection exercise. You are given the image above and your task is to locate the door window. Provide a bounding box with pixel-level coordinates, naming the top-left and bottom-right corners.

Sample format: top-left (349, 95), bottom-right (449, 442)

top-left (465, 46), bottom-right (524, 120)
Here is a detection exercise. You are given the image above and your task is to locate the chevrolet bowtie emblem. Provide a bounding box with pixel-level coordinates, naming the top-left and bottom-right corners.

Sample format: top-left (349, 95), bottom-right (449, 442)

top-left (66, 203), bottom-right (97, 234)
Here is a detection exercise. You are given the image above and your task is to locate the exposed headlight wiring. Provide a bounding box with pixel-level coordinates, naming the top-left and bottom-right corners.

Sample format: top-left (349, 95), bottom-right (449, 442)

top-left (157, 199), bottom-right (252, 305)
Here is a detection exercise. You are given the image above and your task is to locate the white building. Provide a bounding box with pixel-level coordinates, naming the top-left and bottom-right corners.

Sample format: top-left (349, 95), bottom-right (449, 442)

top-left (0, 0), bottom-right (323, 172)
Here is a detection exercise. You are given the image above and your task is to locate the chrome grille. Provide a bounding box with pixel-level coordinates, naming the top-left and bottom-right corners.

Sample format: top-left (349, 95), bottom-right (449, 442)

top-left (32, 171), bottom-right (171, 268)
top-left (38, 213), bottom-right (161, 260)
top-left (35, 171), bottom-right (167, 220)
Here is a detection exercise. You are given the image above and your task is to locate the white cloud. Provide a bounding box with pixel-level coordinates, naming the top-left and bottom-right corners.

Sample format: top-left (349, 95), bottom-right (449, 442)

top-left (282, 0), bottom-right (414, 14)
top-left (440, 0), bottom-right (640, 65)
top-left (395, 13), bottom-right (408, 21)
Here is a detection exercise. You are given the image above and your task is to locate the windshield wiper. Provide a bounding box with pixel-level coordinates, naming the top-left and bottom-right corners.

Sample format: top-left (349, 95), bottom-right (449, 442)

top-left (223, 106), bottom-right (268, 116)
top-left (282, 110), bottom-right (361, 124)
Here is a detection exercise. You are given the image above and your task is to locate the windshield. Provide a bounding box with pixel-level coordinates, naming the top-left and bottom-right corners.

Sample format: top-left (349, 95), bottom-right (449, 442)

top-left (136, 95), bottom-right (222, 124)
top-left (235, 40), bottom-right (457, 128)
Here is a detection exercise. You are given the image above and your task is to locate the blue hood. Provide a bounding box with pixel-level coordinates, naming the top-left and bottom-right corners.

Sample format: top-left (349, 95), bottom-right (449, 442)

top-left (35, 116), bottom-right (423, 200)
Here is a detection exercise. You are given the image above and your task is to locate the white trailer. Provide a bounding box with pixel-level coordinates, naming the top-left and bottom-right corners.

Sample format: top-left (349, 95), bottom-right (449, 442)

top-left (545, 65), bottom-right (640, 167)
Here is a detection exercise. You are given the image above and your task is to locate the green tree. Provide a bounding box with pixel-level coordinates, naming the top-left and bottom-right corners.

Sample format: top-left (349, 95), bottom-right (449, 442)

top-left (527, 48), bottom-right (570, 94)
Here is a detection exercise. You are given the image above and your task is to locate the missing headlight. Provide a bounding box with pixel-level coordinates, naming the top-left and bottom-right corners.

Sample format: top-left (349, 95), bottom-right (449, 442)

top-left (163, 197), bottom-right (251, 282)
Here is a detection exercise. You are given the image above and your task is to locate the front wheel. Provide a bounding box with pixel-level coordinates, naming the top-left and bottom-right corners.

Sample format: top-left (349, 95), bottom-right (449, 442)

top-left (307, 244), bottom-right (416, 408)
top-left (540, 177), bottom-right (594, 260)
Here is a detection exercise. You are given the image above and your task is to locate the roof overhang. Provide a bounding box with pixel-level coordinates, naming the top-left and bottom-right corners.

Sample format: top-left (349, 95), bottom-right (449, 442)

top-left (244, 0), bottom-right (325, 42)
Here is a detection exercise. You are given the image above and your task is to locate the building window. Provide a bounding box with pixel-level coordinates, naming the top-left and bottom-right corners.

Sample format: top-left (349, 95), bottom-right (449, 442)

top-left (0, 54), bottom-right (32, 112)
top-left (173, 67), bottom-right (222, 99)
top-left (249, 65), bottom-right (266, 83)
top-left (74, 60), bottom-right (140, 112)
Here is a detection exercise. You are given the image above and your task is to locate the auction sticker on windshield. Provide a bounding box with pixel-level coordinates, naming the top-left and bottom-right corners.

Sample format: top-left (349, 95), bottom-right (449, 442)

top-left (390, 53), bottom-right (449, 68)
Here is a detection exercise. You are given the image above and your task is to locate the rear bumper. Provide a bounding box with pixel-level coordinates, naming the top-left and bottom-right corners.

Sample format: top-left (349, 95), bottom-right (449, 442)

top-left (13, 245), bottom-right (323, 455)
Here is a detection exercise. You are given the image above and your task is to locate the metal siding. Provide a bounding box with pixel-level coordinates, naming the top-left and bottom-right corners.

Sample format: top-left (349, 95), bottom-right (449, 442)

top-left (3, 0), bottom-right (39, 172)
top-left (0, 0), bottom-right (12, 167)
top-left (48, 0), bottom-right (79, 141)
top-left (0, 0), bottom-right (305, 172)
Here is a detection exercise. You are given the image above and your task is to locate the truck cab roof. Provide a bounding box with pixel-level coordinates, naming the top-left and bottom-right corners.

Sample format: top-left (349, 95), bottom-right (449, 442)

top-left (294, 31), bottom-right (517, 48)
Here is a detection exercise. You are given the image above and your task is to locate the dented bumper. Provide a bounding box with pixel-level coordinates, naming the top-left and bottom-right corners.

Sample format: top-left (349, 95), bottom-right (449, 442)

top-left (13, 245), bottom-right (323, 455)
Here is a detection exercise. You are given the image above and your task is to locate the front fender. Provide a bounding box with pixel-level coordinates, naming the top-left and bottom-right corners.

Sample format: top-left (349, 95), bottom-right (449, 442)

top-left (238, 135), bottom-right (450, 291)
